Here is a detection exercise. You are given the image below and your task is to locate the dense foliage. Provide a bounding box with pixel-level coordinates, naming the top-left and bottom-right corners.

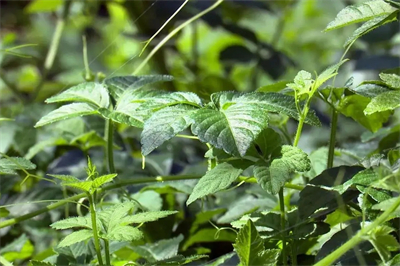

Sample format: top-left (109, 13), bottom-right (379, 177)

top-left (1, 0), bottom-right (400, 265)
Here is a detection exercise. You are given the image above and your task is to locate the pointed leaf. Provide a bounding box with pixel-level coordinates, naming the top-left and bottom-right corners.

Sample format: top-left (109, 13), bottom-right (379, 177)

top-left (46, 82), bottom-right (110, 108)
top-left (106, 225), bottom-right (143, 242)
top-left (233, 219), bottom-right (280, 266)
top-left (0, 157), bottom-right (36, 172)
top-left (58, 229), bottom-right (93, 248)
top-left (187, 160), bottom-right (252, 205)
top-left (51, 216), bottom-right (93, 230)
top-left (105, 201), bottom-right (137, 231)
top-left (191, 105), bottom-right (268, 157)
top-left (104, 75), bottom-right (173, 100)
top-left (325, 0), bottom-right (397, 31)
top-left (380, 73), bottom-right (400, 89)
top-left (344, 12), bottom-right (398, 47)
top-left (314, 60), bottom-right (349, 90)
top-left (364, 90), bottom-right (400, 114)
top-left (64, 180), bottom-right (93, 192)
top-left (121, 210), bottom-right (178, 225)
top-left (367, 225), bottom-right (400, 262)
top-left (92, 174), bottom-right (117, 188)
top-left (141, 105), bottom-right (198, 155)
top-left (48, 174), bottom-right (80, 183)
top-left (35, 103), bottom-right (97, 127)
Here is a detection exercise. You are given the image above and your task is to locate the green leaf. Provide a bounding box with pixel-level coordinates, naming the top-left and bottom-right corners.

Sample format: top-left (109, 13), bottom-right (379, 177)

top-left (104, 75), bottom-right (173, 100)
top-left (338, 94), bottom-right (391, 132)
top-left (30, 260), bottom-right (55, 266)
top-left (58, 230), bottom-right (93, 248)
top-left (25, 138), bottom-right (68, 160)
top-left (350, 83), bottom-right (392, 98)
top-left (101, 88), bottom-right (168, 127)
top-left (325, 0), bottom-right (398, 31)
top-left (121, 210), bottom-right (178, 225)
top-left (287, 70), bottom-right (314, 96)
top-left (367, 225), bottom-right (400, 262)
top-left (92, 174), bottom-right (118, 188)
top-left (364, 90), bottom-right (400, 114)
top-left (187, 160), bottom-right (252, 205)
top-left (51, 216), bottom-right (93, 230)
top-left (203, 252), bottom-right (235, 266)
top-left (48, 174), bottom-right (80, 184)
top-left (233, 219), bottom-right (280, 266)
top-left (257, 80), bottom-right (292, 93)
top-left (0, 207), bottom-right (10, 218)
top-left (182, 228), bottom-right (236, 251)
top-left (380, 73), bottom-right (400, 89)
top-left (141, 105), bottom-right (198, 155)
top-left (344, 12), bottom-right (398, 47)
top-left (46, 82), bottom-right (110, 108)
top-left (314, 60), bottom-right (349, 91)
top-left (254, 145), bottom-right (310, 194)
top-left (25, 0), bottom-right (62, 13)
top-left (146, 254), bottom-right (208, 266)
top-left (372, 197), bottom-right (400, 220)
top-left (35, 103), bottom-right (98, 128)
top-left (191, 105), bottom-right (268, 157)
top-left (103, 201), bottom-right (137, 232)
top-left (248, 128), bottom-right (282, 160)
top-left (0, 157), bottom-right (36, 175)
top-left (130, 235), bottom-right (184, 262)
top-left (138, 91), bottom-right (202, 111)
top-left (106, 226), bottom-right (143, 242)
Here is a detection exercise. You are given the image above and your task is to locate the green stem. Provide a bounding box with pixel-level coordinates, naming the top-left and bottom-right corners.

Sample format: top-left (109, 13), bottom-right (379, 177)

top-left (0, 255), bottom-right (13, 266)
top-left (104, 238), bottom-right (111, 266)
top-left (314, 196), bottom-right (400, 266)
top-left (133, 0), bottom-right (224, 75)
top-left (327, 110), bottom-right (338, 168)
top-left (82, 35), bottom-right (94, 81)
top-left (279, 188), bottom-right (287, 266)
top-left (88, 193), bottom-right (104, 266)
top-left (33, 0), bottom-right (72, 100)
top-left (293, 102), bottom-right (310, 147)
top-left (105, 119), bottom-right (115, 173)
top-left (0, 175), bottom-right (201, 229)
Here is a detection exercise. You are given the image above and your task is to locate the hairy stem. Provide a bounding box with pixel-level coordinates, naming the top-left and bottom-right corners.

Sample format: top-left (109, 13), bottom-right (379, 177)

top-left (88, 193), bottom-right (104, 266)
top-left (279, 188), bottom-right (287, 266)
top-left (33, 0), bottom-right (72, 100)
top-left (133, 0), bottom-right (224, 75)
top-left (105, 119), bottom-right (115, 173)
top-left (327, 110), bottom-right (338, 168)
top-left (314, 196), bottom-right (400, 266)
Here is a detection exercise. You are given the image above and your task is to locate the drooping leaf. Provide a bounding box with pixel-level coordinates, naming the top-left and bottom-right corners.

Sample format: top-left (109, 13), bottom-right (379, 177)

top-left (106, 226), bottom-right (143, 242)
top-left (100, 88), bottom-right (168, 127)
top-left (338, 94), bottom-right (391, 132)
top-left (254, 145), bottom-right (311, 194)
top-left (366, 225), bottom-right (400, 262)
top-left (51, 216), bottom-right (93, 230)
top-left (233, 219), bottom-right (280, 266)
top-left (344, 12), bottom-right (398, 47)
top-left (46, 82), bottom-right (110, 108)
top-left (187, 160), bottom-right (253, 205)
top-left (120, 210), bottom-right (178, 225)
top-left (141, 105), bottom-right (198, 155)
top-left (364, 90), bottom-right (400, 114)
top-left (35, 103), bottom-right (98, 127)
top-left (57, 230), bottom-right (93, 248)
top-left (380, 73), bottom-right (400, 89)
top-left (0, 157), bottom-right (36, 175)
top-left (104, 75), bottom-right (173, 100)
top-left (325, 0), bottom-right (398, 31)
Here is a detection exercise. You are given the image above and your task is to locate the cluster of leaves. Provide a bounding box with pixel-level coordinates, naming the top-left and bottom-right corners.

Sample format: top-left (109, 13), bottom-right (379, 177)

top-left (1, 0), bottom-right (400, 266)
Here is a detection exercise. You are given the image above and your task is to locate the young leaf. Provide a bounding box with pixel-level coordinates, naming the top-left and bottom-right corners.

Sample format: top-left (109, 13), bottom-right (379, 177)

top-left (344, 12), bottom-right (398, 47)
top-left (104, 75), bottom-right (173, 100)
top-left (121, 210), bottom-right (178, 225)
top-left (233, 219), bottom-right (280, 266)
top-left (57, 229), bottom-right (93, 248)
top-left (380, 73), bottom-right (400, 89)
top-left (106, 225), bottom-right (143, 242)
top-left (187, 160), bottom-right (253, 205)
top-left (364, 90), bottom-right (400, 114)
top-left (48, 174), bottom-right (80, 184)
top-left (92, 173), bottom-right (118, 188)
top-left (367, 225), bottom-right (400, 262)
top-left (314, 60), bottom-right (349, 91)
top-left (0, 157), bottom-right (36, 175)
top-left (325, 0), bottom-right (398, 31)
top-left (51, 216), bottom-right (93, 230)
top-left (141, 105), bottom-right (198, 155)
top-left (254, 145), bottom-right (311, 194)
top-left (35, 103), bottom-right (97, 127)
top-left (286, 70), bottom-right (313, 96)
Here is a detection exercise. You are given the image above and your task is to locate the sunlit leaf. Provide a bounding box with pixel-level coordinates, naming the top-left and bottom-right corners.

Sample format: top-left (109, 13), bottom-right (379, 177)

top-left (92, 174), bottom-right (118, 188)
top-left (58, 230), bottom-right (93, 248)
top-left (106, 226), bottom-right (143, 242)
top-left (364, 90), bottom-right (400, 114)
top-left (51, 216), bottom-right (93, 230)
top-left (380, 73), bottom-right (400, 89)
top-left (121, 210), bottom-right (178, 225)
top-left (325, 0), bottom-right (398, 31)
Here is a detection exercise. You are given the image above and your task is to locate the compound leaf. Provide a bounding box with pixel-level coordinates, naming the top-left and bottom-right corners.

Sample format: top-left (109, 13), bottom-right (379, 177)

top-left (46, 82), bottom-right (110, 108)
top-left (325, 0), bottom-right (397, 31)
top-left (35, 103), bottom-right (97, 127)
top-left (364, 90), bottom-right (400, 114)
top-left (58, 229), bottom-right (93, 248)
top-left (187, 160), bottom-right (252, 205)
top-left (141, 105), bottom-right (198, 155)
